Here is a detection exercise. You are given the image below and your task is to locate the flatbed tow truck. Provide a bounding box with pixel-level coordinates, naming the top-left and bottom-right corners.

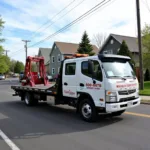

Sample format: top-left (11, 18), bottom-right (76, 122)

top-left (11, 54), bottom-right (141, 122)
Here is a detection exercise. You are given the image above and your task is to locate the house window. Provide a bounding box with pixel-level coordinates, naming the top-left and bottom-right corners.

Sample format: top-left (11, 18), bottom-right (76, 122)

top-left (52, 56), bottom-right (55, 63)
top-left (57, 54), bottom-right (61, 62)
top-left (110, 39), bottom-right (114, 44)
top-left (65, 63), bottom-right (76, 75)
top-left (103, 51), bottom-right (108, 54)
top-left (108, 50), bottom-right (113, 54)
top-left (52, 68), bottom-right (55, 74)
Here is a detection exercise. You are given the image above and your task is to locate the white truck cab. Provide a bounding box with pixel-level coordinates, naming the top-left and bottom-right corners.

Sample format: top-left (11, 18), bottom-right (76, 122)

top-left (62, 54), bottom-right (140, 121)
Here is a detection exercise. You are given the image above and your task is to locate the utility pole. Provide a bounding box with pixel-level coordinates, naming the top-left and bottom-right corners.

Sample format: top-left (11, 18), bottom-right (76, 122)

top-left (22, 40), bottom-right (31, 59)
top-left (4, 50), bottom-right (10, 56)
top-left (136, 0), bottom-right (144, 90)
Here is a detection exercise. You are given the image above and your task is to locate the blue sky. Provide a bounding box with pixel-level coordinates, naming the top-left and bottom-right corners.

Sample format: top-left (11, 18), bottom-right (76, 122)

top-left (0, 0), bottom-right (150, 63)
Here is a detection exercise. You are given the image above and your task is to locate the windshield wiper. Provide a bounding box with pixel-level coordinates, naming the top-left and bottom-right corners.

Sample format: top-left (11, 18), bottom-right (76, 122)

top-left (124, 75), bottom-right (136, 79)
top-left (109, 76), bottom-right (126, 80)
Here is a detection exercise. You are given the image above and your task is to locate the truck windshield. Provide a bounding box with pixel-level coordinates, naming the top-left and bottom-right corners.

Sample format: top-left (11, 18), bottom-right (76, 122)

top-left (102, 59), bottom-right (136, 79)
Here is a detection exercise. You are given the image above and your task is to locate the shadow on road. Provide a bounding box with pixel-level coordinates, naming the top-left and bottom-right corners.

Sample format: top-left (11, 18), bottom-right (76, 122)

top-left (0, 100), bottom-right (123, 140)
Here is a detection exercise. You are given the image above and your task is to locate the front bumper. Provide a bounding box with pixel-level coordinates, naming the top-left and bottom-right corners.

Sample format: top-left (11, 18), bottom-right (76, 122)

top-left (106, 97), bottom-right (141, 113)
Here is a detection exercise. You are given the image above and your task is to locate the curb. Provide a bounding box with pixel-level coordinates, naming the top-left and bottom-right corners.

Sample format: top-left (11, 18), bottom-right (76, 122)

top-left (141, 101), bottom-right (150, 105)
top-left (141, 102), bottom-right (150, 105)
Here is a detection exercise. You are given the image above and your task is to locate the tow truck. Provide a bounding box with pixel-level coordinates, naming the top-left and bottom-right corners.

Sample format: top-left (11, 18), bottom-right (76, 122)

top-left (11, 54), bottom-right (141, 122)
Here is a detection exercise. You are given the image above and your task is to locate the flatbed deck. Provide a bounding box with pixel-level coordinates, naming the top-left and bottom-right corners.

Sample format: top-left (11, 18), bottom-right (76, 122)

top-left (11, 83), bottom-right (57, 96)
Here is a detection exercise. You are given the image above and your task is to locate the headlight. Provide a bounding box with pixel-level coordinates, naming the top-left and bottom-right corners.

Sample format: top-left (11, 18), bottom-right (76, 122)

top-left (135, 89), bottom-right (139, 98)
top-left (106, 91), bottom-right (117, 102)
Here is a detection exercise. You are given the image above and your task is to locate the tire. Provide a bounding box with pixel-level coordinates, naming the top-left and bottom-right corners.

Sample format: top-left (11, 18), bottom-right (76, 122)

top-left (79, 98), bottom-right (98, 122)
top-left (111, 110), bottom-right (125, 117)
top-left (24, 92), bottom-right (34, 106)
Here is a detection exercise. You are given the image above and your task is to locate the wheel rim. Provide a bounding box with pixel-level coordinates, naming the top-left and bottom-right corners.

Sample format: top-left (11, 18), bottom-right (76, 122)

top-left (81, 103), bottom-right (92, 119)
top-left (25, 95), bottom-right (29, 105)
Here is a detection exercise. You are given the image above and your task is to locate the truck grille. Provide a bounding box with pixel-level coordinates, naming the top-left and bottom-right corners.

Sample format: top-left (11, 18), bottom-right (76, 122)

top-left (118, 89), bottom-right (136, 95)
top-left (119, 96), bottom-right (136, 102)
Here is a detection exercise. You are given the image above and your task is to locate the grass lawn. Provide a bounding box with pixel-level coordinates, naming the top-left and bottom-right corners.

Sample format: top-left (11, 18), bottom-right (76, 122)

top-left (139, 81), bottom-right (150, 96)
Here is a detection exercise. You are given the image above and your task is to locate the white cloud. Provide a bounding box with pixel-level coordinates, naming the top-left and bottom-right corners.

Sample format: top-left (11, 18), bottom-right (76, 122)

top-left (0, 0), bottom-right (150, 63)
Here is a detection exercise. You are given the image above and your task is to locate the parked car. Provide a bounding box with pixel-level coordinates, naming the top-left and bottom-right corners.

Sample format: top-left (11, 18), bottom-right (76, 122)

top-left (47, 74), bottom-right (53, 81)
top-left (0, 74), bottom-right (5, 80)
top-left (13, 73), bottom-right (19, 78)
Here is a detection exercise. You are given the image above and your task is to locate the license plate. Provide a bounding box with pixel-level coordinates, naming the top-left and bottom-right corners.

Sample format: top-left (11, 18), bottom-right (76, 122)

top-left (128, 101), bottom-right (132, 106)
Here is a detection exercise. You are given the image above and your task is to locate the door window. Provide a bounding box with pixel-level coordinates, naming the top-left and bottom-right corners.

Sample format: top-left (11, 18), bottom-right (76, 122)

top-left (81, 60), bottom-right (103, 81)
top-left (65, 63), bottom-right (76, 75)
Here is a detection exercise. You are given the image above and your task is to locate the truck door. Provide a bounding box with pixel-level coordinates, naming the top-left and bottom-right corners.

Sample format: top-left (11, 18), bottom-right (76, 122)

top-left (62, 61), bottom-right (77, 98)
top-left (77, 60), bottom-right (105, 107)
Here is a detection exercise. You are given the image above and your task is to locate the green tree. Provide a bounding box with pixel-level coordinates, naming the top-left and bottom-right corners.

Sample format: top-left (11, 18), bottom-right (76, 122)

top-left (0, 15), bottom-right (5, 43)
top-left (144, 69), bottom-right (150, 81)
top-left (10, 60), bottom-right (17, 72)
top-left (0, 16), bottom-right (5, 53)
top-left (0, 56), bottom-right (9, 73)
top-left (141, 24), bottom-right (150, 70)
top-left (77, 31), bottom-right (95, 56)
top-left (14, 61), bottom-right (24, 73)
top-left (117, 40), bottom-right (135, 65)
top-left (0, 16), bottom-right (9, 74)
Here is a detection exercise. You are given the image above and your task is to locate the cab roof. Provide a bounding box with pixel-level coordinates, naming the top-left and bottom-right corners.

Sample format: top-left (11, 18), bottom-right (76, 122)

top-left (64, 54), bottom-right (131, 63)
top-left (98, 54), bottom-right (131, 60)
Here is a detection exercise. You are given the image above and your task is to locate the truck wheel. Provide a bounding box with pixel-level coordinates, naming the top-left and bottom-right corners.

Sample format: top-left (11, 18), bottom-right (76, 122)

top-left (79, 99), bottom-right (98, 122)
top-left (111, 110), bottom-right (125, 117)
top-left (25, 92), bottom-right (33, 106)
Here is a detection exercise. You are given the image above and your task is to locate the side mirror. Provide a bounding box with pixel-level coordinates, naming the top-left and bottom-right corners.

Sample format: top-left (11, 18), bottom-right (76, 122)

top-left (130, 63), bottom-right (135, 70)
top-left (88, 60), bottom-right (94, 75)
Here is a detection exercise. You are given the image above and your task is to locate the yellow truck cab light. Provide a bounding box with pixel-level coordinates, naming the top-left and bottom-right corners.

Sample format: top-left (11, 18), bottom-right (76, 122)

top-left (107, 91), bottom-right (111, 95)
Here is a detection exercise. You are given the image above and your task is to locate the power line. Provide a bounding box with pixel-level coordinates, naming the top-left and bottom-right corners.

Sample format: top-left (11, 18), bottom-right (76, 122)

top-left (10, 0), bottom-right (112, 56)
top-left (9, 0), bottom-right (77, 56)
top-left (74, 0), bottom-right (116, 26)
top-left (9, 34), bottom-right (61, 57)
top-left (29, 0), bottom-right (76, 38)
top-left (30, 0), bottom-right (86, 39)
top-left (9, 49), bottom-right (23, 56)
top-left (10, 0), bottom-right (109, 56)
top-left (29, 0), bottom-right (110, 48)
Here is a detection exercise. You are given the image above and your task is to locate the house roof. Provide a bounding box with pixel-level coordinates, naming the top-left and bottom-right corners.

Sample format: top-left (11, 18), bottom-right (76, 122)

top-left (38, 48), bottom-right (51, 64)
top-left (101, 34), bottom-right (139, 53)
top-left (54, 41), bottom-right (99, 54)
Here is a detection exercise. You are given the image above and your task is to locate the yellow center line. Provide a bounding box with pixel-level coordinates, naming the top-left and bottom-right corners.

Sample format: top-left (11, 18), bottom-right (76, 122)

top-left (125, 112), bottom-right (150, 118)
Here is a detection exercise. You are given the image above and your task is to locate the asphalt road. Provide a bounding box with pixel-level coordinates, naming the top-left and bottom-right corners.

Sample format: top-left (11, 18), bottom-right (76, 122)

top-left (0, 78), bottom-right (150, 150)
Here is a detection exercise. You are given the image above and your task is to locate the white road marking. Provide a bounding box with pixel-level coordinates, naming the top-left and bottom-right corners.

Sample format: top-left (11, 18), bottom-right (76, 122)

top-left (0, 129), bottom-right (20, 150)
top-left (0, 113), bottom-right (9, 120)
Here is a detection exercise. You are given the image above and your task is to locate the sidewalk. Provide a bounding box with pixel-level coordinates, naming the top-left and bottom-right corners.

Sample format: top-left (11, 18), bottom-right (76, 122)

top-left (140, 96), bottom-right (150, 101)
